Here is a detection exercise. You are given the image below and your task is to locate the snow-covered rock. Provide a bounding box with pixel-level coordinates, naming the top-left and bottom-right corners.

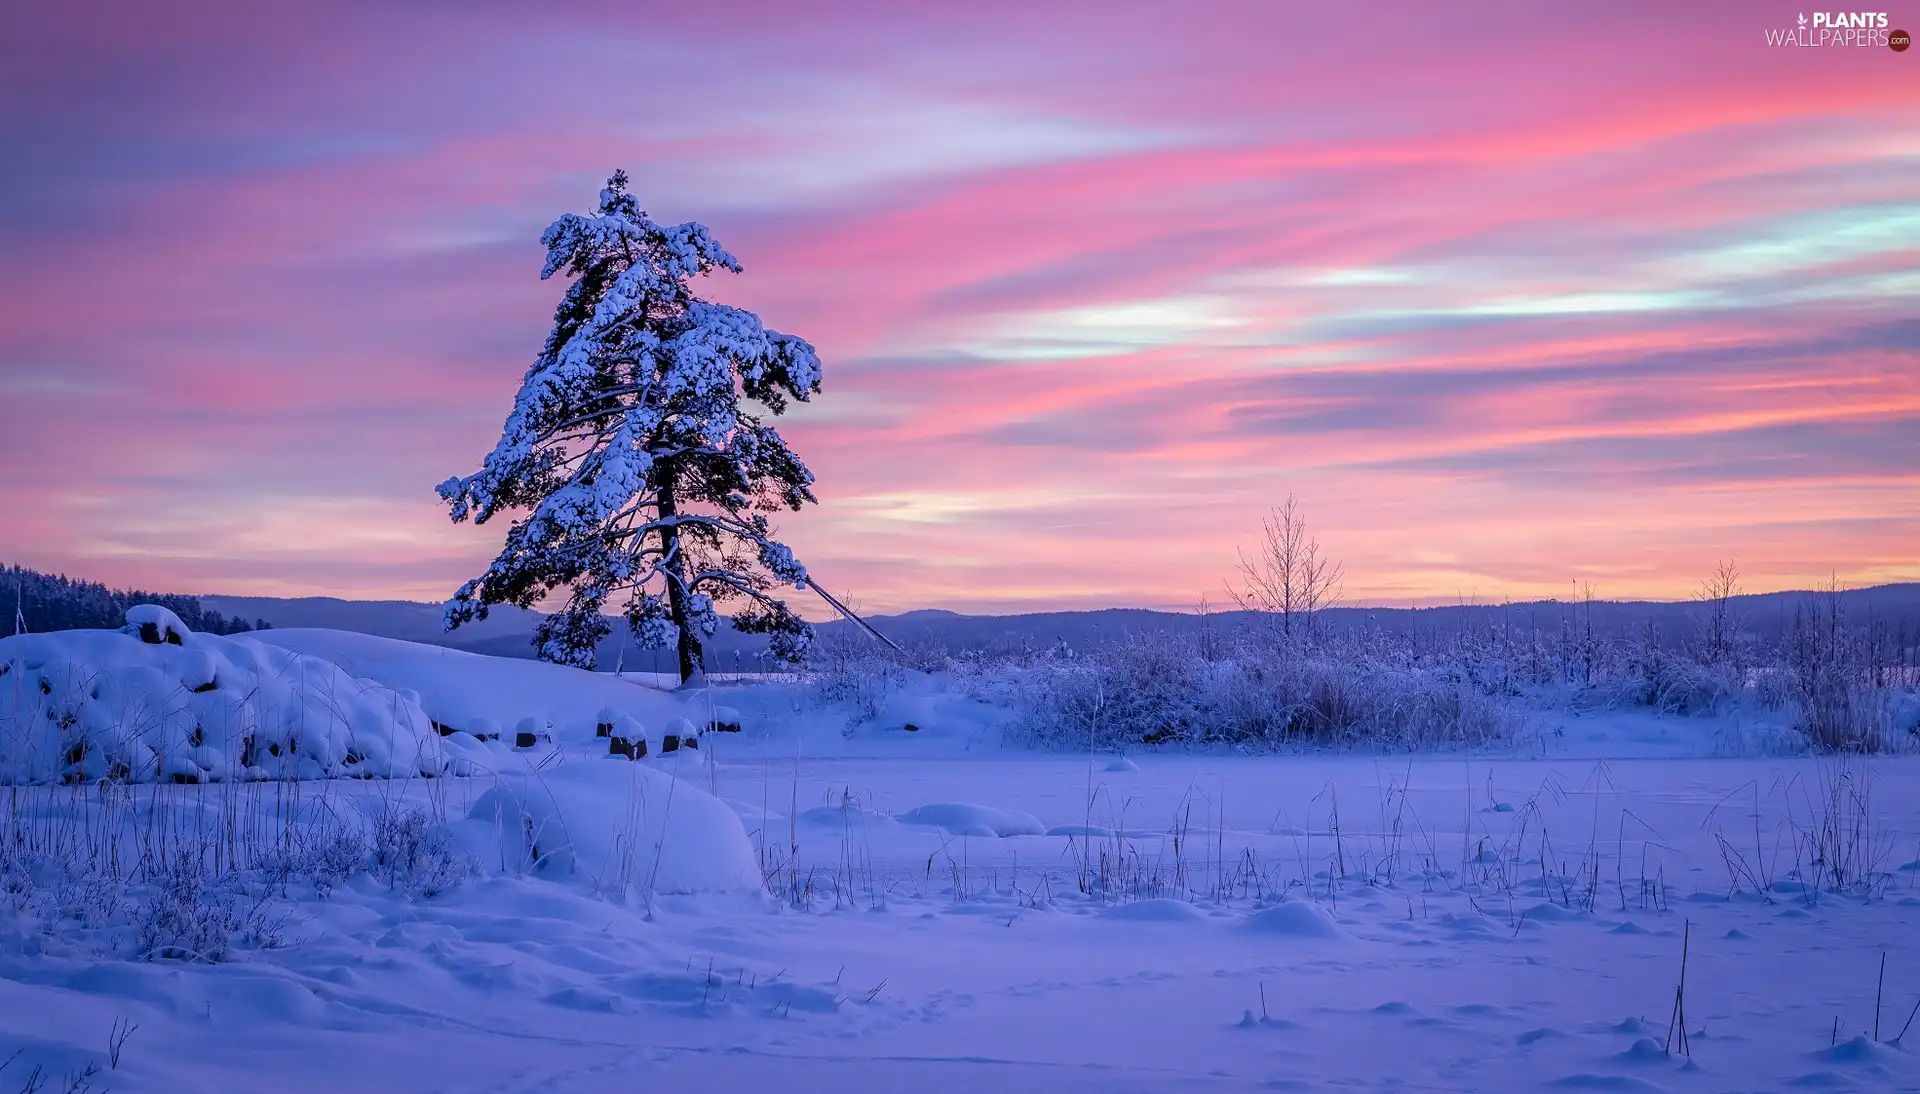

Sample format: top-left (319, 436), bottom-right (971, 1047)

top-left (0, 609), bottom-right (444, 784)
top-left (605, 714), bottom-right (649, 759)
top-left (662, 716), bottom-right (699, 751)
top-left (594, 706), bottom-right (622, 737)
top-left (514, 716), bottom-right (553, 748)
top-left (123, 604), bottom-right (191, 646)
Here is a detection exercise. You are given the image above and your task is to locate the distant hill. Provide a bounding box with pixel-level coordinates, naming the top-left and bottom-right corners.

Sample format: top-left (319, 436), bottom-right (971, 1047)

top-left (832, 587), bottom-right (1920, 657)
top-left (196, 596), bottom-right (540, 647)
top-left (204, 582), bottom-right (1920, 668)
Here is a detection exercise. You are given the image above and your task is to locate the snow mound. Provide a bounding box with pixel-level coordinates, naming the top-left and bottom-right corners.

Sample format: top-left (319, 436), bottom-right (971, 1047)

top-left (1105, 757), bottom-right (1140, 772)
top-left (1819, 1034), bottom-right (1900, 1064)
top-left (895, 803), bottom-right (1046, 838)
top-left (798, 803), bottom-right (900, 830)
top-left (1524, 902), bottom-right (1585, 923)
top-left (249, 629), bottom-right (691, 744)
top-left (462, 759), bottom-right (763, 896)
top-left (1245, 900), bottom-right (1347, 940)
top-left (0, 611), bottom-right (444, 783)
top-left (1613, 1037), bottom-right (1666, 1063)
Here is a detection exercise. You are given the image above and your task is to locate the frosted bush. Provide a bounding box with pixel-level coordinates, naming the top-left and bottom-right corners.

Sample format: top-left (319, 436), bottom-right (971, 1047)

top-left (1008, 636), bottom-right (1519, 751)
top-left (996, 592), bottom-right (1916, 755)
top-left (133, 862), bottom-right (284, 962)
top-left (1581, 652), bottom-right (1741, 716)
top-left (266, 828), bottom-right (369, 898)
top-left (808, 633), bottom-right (910, 725)
top-left (369, 805), bottom-right (472, 899)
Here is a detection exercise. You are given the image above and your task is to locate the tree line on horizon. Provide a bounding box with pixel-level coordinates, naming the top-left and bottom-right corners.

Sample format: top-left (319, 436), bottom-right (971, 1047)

top-left (2, 564), bottom-right (269, 637)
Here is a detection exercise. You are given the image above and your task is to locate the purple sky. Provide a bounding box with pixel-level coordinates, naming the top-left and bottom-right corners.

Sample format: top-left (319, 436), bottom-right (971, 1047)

top-left (2, 2), bottom-right (1916, 613)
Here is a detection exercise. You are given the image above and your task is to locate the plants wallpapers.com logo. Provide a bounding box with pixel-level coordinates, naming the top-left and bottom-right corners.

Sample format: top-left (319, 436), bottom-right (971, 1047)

top-left (1764, 11), bottom-right (1909, 47)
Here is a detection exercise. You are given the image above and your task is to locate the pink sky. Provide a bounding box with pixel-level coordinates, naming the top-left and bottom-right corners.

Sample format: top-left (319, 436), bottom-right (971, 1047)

top-left (2, 2), bottom-right (1915, 613)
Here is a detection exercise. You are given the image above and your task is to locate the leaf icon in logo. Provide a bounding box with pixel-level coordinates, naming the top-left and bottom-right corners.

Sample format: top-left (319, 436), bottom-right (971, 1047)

top-left (1798, 11), bottom-right (1808, 25)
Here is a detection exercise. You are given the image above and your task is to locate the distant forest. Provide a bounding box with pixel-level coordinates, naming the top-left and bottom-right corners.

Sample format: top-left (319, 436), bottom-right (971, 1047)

top-left (2, 565), bottom-right (268, 636)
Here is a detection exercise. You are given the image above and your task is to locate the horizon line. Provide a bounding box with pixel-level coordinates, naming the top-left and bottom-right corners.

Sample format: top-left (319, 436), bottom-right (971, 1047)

top-left (186, 577), bottom-right (1920, 619)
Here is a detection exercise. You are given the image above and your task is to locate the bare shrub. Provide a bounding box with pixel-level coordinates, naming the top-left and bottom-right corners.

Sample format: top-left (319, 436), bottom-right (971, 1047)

top-left (1789, 578), bottom-right (1893, 752)
top-left (133, 861), bottom-right (284, 962)
top-left (806, 629), bottom-right (911, 725)
top-left (1232, 495), bottom-right (1343, 640)
top-left (1609, 621), bottom-right (1741, 716)
top-left (369, 804), bottom-right (471, 899)
top-left (305, 829), bottom-right (370, 894)
top-left (1695, 559), bottom-right (1742, 668)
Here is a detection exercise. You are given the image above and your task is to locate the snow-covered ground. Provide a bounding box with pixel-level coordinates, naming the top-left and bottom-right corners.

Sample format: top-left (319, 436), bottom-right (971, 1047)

top-left (4, 624), bottom-right (1920, 1092)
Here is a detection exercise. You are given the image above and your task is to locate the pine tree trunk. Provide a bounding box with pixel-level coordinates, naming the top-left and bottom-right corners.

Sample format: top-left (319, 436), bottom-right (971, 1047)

top-left (656, 477), bottom-right (705, 685)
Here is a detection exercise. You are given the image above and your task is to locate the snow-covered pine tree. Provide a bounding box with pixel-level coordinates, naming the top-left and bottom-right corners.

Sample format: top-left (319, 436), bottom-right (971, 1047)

top-left (437, 171), bottom-right (822, 683)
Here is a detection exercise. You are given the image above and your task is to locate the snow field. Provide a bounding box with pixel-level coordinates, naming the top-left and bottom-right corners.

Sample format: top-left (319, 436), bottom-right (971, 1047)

top-left (688, 749), bottom-right (1920, 1092)
top-left (8, 743), bottom-right (1920, 1091)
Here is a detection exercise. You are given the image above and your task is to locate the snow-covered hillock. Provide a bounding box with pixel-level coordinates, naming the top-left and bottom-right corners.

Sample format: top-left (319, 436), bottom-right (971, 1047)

top-left (249, 629), bottom-right (699, 745)
top-left (0, 606), bottom-right (445, 784)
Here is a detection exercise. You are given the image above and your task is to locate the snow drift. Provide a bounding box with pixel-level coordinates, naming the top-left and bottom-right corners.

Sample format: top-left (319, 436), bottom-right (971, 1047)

top-left (1245, 899), bottom-right (1347, 940)
top-left (895, 802), bottom-right (1046, 838)
top-left (461, 758), bottom-right (763, 896)
top-left (249, 629), bottom-right (704, 748)
top-left (0, 607), bottom-right (444, 784)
